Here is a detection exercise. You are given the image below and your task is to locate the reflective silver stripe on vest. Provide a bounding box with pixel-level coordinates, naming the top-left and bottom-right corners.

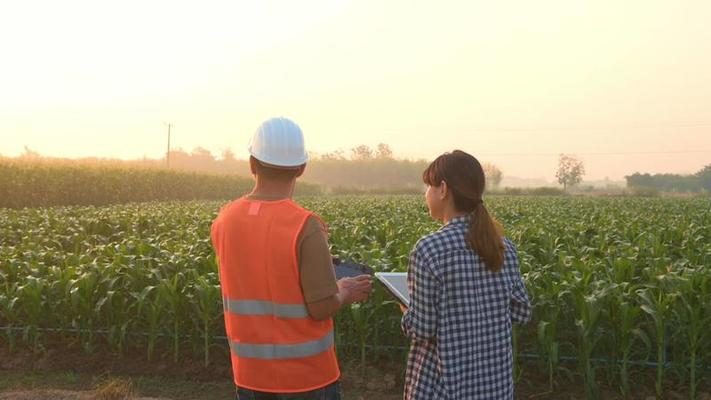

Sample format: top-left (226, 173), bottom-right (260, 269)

top-left (224, 299), bottom-right (309, 319)
top-left (230, 330), bottom-right (334, 360)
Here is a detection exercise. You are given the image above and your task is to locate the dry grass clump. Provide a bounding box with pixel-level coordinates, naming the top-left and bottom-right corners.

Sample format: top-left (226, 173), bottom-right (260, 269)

top-left (93, 378), bottom-right (135, 400)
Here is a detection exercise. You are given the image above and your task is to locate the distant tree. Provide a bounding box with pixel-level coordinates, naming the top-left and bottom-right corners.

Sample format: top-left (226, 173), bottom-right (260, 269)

top-left (21, 146), bottom-right (41, 159)
top-left (625, 171), bottom-right (703, 192)
top-left (218, 148), bottom-right (244, 174)
top-left (696, 164), bottom-right (711, 191)
top-left (482, 162), bottom-right (503, 189)
top-left (350, 145), bottom-right (373, 160)
top-left (320, 149), bottom-right (346, 160)
top-left (625, 173), bottom-right (650, 188)
top-left (556, 154), bottom-right (585, 190)
top-left (166, 148), bottom-right (189, 169)
top-left (191, 147), bottom-right (214, 161)
top-left (375, 143), bottom-right (394, 159)
top-left (221, 148), bottom-right (236, 162)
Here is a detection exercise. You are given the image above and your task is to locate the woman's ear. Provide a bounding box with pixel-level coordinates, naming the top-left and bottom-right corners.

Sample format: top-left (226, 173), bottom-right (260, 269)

top-left (440, 181), bottom-right (448, 199)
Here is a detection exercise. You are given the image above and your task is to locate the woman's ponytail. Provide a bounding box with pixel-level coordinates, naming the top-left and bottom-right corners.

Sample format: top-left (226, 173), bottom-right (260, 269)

top-left (468, 202), bottom-right (504, 273)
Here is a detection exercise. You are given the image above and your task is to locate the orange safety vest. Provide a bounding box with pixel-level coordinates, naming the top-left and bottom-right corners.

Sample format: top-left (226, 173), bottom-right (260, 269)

top-left (211, 197), bottom-right (340, 393)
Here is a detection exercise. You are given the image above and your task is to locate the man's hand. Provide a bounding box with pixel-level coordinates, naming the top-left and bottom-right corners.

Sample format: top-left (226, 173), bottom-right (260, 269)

top-left (306, 275), bottom-right (372, 320)
top-left (337, 275), bottom-right (372, 305)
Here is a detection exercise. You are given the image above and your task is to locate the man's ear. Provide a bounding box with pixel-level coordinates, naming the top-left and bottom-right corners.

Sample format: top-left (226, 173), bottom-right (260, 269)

top-left (249, 156), bottom-right (258, 176)
top-left (295, 164), bottom-right (306, 178)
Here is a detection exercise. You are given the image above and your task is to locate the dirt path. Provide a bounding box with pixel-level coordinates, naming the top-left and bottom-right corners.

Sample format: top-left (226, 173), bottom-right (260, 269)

top-left (0, 389), bottom-right (166, 400)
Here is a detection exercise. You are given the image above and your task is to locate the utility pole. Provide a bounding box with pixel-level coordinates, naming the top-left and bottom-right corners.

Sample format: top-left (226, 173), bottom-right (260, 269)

top-left (164, 122), bottom-right (173, 168)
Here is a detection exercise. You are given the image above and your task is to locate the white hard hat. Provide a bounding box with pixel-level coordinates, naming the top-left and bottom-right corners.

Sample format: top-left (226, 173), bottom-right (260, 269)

top-left (248, 117), bottom-right (309, 168)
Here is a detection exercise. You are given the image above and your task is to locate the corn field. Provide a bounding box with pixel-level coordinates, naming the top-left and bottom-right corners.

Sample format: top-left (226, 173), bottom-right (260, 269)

top-left (1, 196), bottom-right (710, 398)
top-left (0, 161), bottom-right (321, 208)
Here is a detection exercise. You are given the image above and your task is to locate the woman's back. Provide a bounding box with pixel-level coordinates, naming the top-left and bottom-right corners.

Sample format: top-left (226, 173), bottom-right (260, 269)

top-left (402, 215), bottom-right (530, 400)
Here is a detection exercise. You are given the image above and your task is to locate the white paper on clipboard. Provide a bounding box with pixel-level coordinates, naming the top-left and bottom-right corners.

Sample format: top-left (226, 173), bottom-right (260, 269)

top-left (374, 272), bottom-right (409, 307)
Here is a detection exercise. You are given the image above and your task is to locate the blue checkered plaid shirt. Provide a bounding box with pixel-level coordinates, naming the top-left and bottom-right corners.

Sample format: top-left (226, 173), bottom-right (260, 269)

top-left (401, 215), bottom-right (531, 400)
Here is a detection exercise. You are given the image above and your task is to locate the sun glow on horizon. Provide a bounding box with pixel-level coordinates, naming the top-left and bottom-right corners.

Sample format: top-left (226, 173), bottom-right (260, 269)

top-left (1, 0), bottom-right (710, 180)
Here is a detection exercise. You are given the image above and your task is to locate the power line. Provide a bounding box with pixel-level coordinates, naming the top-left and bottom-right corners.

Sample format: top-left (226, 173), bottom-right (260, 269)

top-left (467, 123), bottom-right (711, 132)
top-left (163, 122), bottom-right (173, 167)
top-left (477, 149), bottom-right (711, 157)
top-left (378, 123), bottom-right (711, 135)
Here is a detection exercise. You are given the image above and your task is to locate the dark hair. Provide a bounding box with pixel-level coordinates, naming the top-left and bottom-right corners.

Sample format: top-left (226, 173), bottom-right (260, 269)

top-left (422, 150), bottom-right (504, 272)
top-left (251, 156), bottom-right (303, 181)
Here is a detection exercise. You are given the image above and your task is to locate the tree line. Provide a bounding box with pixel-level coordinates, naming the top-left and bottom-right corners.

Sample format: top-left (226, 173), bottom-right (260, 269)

top-left (11, 144), bottom-right (505, 192)
top-left (12, 146), bottom-right (709, 193)
top-left (625, 165), bottom-right (711, 193)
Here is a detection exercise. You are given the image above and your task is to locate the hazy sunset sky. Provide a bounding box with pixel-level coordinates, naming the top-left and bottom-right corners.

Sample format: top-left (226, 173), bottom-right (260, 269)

top-left (1, 0), bottom-right (709, 180)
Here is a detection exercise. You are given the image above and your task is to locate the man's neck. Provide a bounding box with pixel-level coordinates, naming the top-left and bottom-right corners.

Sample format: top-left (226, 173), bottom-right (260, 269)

top-left (249, 178), bottom-right (295, 200)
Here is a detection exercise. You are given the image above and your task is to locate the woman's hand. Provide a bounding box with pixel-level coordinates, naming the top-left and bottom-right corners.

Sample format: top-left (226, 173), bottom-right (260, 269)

top-left (399, 303), bottom-right (408, 313)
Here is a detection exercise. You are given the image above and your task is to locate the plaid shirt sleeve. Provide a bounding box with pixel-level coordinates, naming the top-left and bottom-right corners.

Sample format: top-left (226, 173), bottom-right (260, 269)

top-left (401, 244), bottom-right (438, 340)
top-left (508, 243), bottom-right (531, 324)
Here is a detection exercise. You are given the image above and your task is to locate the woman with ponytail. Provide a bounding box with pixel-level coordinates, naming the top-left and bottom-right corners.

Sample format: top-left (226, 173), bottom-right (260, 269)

top-left (401, 150), bottom-right (531, 400)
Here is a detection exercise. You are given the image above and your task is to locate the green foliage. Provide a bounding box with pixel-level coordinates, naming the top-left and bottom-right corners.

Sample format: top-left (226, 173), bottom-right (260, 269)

top-left (1, 196), bottom-right (710, 396)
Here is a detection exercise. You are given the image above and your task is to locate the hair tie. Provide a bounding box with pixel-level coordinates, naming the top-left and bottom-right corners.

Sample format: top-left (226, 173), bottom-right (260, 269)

top-left (469, 199), bottom-right (484, 212)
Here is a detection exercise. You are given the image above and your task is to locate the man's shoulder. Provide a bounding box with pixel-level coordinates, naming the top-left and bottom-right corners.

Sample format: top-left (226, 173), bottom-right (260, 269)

top-left (216, 198), bottom-right (243, 216)
top-left (300, 214), bottom-right (327, 240)
top-left (303, 214), bottom-right (322, 228)
top-left (212, 198), bottom-right (249, 228)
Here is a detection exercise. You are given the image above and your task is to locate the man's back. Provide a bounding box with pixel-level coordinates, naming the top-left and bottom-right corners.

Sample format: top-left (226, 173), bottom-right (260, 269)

top-left (211, 197), bottom-right (340, 393)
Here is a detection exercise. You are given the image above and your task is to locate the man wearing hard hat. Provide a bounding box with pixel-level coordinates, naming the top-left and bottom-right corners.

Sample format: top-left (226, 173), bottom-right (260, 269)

top-left (211, 117), bottom-right (372, 399)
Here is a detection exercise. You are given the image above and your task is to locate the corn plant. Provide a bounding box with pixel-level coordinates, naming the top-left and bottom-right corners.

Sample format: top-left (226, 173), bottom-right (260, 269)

top-left (638, 272), bottom-right (680, 399)
top-left (191, 273), bottom-right (222, 367)
top-left (529, 265), bottom-right (569, 392)
top-left (69, 269), bottom-right (100, 353)
top-left (613, 291), bottom-right (650, 398)
top-left (156, 272), bottom-right (187, 363)
top-left (133, 285), bottom-right (162, 361)
top-left (18, 275), bottom-right (46, 353)
top-left (0, 282), bottom-right (20, 353)
top-left (569, 274), bottom-right (606, 400)
top-left (672, 270), bottom-right (711, 400)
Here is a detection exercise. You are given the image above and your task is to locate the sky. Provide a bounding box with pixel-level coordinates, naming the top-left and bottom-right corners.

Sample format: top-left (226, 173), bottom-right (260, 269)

top-left (1, 0), bottom-right (710, 181)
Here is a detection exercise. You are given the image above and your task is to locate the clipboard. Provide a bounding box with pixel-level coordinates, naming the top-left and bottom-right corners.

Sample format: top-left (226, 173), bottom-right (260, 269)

top-left (374, 272), bottom-right (409, 307)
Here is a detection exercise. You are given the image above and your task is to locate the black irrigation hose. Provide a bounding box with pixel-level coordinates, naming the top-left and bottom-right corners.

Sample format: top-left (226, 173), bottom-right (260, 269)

top-left (340, 343), bottom-right (711, 371)
top-left (0, 325), bottom-right (226, 340)
top-left (3, 325), bottom-right (710, 371)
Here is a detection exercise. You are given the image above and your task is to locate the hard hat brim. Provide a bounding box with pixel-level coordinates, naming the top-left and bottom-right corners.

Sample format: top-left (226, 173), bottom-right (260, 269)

top-left (249, 152), bottom-right (307, 169)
